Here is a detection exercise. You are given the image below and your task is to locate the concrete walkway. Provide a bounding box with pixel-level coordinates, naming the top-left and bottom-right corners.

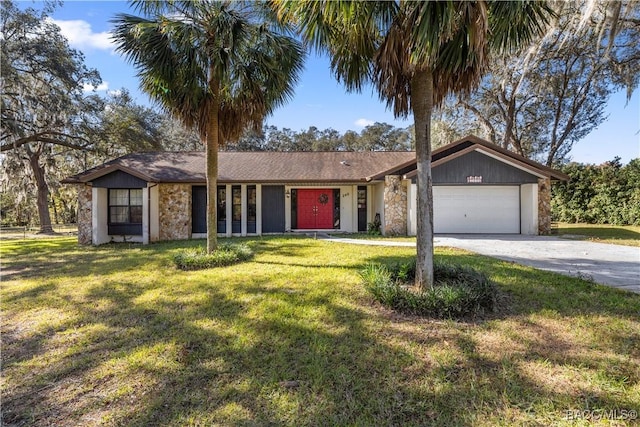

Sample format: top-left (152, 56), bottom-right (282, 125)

top-left (322, 234), bottom-right (640, 293)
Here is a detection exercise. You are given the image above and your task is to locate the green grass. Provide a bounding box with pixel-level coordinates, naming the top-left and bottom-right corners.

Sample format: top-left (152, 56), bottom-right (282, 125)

top-left (330, 233), bottom-right (417, 242)
top-left (2, 236), bottom-right (639, 426)
top-left (556, 222), bottom-right (640, 247)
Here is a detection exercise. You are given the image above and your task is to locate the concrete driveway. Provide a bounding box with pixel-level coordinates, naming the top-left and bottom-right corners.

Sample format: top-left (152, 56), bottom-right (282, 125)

top-left (435, 235), bottom-right (640, 293)
top-left (323, 234), bottom-right (640, 293)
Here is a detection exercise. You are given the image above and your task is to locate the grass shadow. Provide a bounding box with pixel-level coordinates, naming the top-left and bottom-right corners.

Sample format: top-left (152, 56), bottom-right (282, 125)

top-left (2, 236), bottom-right (639, 426)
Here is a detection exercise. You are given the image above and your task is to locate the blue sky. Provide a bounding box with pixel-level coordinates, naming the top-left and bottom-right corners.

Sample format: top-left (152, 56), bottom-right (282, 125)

top-left (49, 1), bottom-right (639, 164)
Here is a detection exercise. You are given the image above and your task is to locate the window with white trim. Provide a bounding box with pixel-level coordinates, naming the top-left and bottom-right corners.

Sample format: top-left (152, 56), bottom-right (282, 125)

top-left (109, 189), bottom-right (143, 225)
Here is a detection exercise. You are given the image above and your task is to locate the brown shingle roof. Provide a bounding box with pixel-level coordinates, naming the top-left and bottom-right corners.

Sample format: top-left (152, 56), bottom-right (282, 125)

top-left (62, 151), bottom-right (417, 184)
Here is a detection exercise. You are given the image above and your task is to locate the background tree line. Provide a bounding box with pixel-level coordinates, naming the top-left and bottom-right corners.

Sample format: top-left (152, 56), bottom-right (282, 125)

top-left (224, 123), bottom-right (413, 152)
top-left (552, 158), bottom-right (640, 226)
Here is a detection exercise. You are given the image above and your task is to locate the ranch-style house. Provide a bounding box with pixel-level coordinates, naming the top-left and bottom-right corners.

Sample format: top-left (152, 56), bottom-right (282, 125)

top-left (62, 135), bottom-right (569, 245)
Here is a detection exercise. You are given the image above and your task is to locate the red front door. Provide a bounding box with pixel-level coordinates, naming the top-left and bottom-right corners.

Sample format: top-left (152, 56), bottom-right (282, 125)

top-left (297, 189), bottom-right (334, 229)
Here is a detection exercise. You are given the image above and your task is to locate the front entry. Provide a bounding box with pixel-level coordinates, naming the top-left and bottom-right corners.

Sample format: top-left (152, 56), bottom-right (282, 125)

top-left (297, 189), bottom-right (334, 229)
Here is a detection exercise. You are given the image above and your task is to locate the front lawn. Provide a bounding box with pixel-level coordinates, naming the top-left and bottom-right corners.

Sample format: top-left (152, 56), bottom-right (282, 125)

top-left (556, 222), bottom-right (640, 247)
top-left (2, 236), bottom-right (639, 426)
top-left (329, 233), bottom-right (417, 242)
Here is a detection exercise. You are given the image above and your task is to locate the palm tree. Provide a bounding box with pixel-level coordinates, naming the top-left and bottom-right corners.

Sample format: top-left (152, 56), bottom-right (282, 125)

top-left (276, 1), bottom-right (554, 289)
top-left (112, 1), bottom-right (304, 252)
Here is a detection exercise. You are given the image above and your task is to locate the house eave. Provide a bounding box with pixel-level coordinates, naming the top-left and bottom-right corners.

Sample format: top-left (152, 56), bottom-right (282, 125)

top-left (66, 164), bottom-right (155, 184)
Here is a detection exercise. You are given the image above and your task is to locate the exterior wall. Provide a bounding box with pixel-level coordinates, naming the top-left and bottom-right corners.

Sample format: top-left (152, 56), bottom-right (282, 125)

top-left (408, 183), bottom-right (417, 236)
top-left (383, 175), bottom-right (407, 236)
top-left (433, 150), bottom-right (539, 184)
top-left (76, 184), bottom-right (92, 245)
top-left (142, 187), bottom-right (149, 244)
top-left (374, 182), bottom-right (385, 234)
top-left (520, 184), bottom-right (538, 235)
top-left (92, 187), bottom-right (109, 244)
top-left (338, 185), bottom-right (355, 232)
top-left (158, 184), bottom-right (192, 241)
top-left (149, 185), bottom-right (160, 242)
top-left (82, 184), bottom-right (152, 245)
top-left (538, 178), bottom-right (552, 235)
top-left (191, 183), bottom-right (264, 237)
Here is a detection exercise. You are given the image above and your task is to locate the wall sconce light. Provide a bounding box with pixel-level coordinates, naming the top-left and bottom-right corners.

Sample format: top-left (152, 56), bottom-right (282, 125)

top-left (285, 189), bottom-right (291, 198)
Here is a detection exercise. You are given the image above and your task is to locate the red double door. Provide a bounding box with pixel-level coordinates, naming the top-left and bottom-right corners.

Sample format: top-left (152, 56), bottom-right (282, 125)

top-left (297, 189), bottom-right (334, 229)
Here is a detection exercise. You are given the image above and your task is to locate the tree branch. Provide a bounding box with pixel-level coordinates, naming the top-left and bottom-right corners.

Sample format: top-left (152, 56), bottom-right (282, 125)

top-left (457, 99), bottom-right (497, 143)
top-left (0, 132), bottom-right (90, 152)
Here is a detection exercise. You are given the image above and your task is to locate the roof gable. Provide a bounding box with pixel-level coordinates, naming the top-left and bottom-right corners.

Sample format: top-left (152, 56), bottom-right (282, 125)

top-left (91, 170), bottom-right (149, 188)
top-left (375, 135), bottom-right (569, 181)
top-left (430, 150), bottom-right (540, 184)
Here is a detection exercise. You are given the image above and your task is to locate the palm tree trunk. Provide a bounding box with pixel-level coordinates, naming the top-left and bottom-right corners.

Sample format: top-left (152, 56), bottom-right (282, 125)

top-left (206, 102), bottom-right (219, 253)
top-left (411, 68), bottom-right (435, 290)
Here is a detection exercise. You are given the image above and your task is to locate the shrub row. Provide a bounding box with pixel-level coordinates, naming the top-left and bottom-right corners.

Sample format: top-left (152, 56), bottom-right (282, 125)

top-left (361, 260), bottom-right (496, 319)
top-left (552, 158), bottom-right (640, 225)
top-left (173, 243), bottom-right (253, 270)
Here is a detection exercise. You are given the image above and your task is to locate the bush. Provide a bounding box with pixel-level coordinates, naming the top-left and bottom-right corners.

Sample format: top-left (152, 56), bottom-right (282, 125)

top-left (173, 243), bottom-right (253, 270)
top-left (361, 260), bottom-right (496, 319)
top-left (552, 158), bottom-right (640, 226)
top-left (367, 215), bottom-right (382, 236)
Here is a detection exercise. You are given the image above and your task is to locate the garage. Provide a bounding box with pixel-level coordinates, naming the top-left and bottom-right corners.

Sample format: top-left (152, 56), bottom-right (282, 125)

top-left (433, 186), bottom-right (520, 234)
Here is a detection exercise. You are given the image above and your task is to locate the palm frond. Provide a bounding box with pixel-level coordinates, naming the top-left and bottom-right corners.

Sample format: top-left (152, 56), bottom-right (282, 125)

top-left (489, 1), bottom-right (556, 54)
top-left (111, 1), bottom-right (304, 144)
top-left (274, 0), bottom-right (395, 93)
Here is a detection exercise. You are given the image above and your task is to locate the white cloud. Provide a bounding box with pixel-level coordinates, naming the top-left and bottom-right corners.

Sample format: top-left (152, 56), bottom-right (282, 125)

top-left (354, 118), bottom-right (374, 128)
top-left (83, 81), bottom-right (109, 92)
top-left (49, 19), bottom-right (113, 51)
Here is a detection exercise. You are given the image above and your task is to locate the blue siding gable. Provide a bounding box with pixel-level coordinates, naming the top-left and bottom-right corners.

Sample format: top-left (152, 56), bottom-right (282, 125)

top-left (432, 150), bottom-right (539, 184)
top-left (92, 170), bottom-right (147, 188)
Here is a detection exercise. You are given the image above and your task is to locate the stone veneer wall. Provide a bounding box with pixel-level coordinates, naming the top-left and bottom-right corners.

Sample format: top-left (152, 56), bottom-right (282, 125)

top-left (384, 175), bottom-right (407, 236)
top-left (158, 184), bottom-right (192, 241)
top-left (538, 178), bottom-right (552, 235)
top-left (77, 184), bottom-right (92, 245)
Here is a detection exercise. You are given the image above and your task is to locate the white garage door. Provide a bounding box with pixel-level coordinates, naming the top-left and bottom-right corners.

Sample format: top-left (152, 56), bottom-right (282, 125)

top-left (434, 186), bottom-right (520, 233)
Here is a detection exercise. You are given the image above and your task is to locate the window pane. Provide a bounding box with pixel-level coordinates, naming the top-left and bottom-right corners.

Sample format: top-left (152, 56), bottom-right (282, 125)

top-left (130, 189), bottom-right (143, 206)
top-left (110, 206), bottom-right (128, 223)
top-left (358, 189), bottom-right (366, 205)
top-left (247, 186), bottom-right (256, 222)
top-left (217, 187), bottom-right (226, 220)
top-left (232, 186), bottom-right (241, 221)
top-left (130, 206), bottom-right (143, 224)
top-left (110, 189), bottom-right (129, 205)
